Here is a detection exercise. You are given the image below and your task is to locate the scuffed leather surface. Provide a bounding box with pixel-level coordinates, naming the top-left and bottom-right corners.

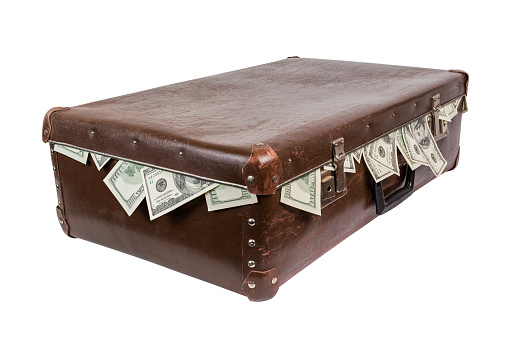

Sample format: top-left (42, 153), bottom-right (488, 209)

top-left (48, 58), bottom-right (467, 187)
top-left (56, 155), bottom-right (244, 294)
top-left (241, 268), bottom-right (279, 301)
top-left (242, 143), bottom-right (282, 195)
top-left (240, 114), bottom-right (462, 289)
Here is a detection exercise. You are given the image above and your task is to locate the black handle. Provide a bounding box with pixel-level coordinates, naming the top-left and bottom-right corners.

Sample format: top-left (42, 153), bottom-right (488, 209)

top-left (373, 165), bottom-right (415, 215)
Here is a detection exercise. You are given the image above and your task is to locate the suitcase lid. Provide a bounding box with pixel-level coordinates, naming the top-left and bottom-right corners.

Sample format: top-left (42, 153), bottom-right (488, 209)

top-left (42, 58), bottom-right (467, 194)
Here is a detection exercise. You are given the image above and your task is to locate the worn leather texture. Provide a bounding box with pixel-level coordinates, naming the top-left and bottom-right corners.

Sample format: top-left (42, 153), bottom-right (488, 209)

top-left (43, 59), bottom-right (466, 300)
top-left (45, 58), bottom-right (467, 187)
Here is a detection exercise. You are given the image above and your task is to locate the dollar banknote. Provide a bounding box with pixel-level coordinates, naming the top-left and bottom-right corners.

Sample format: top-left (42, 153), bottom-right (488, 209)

top-left (396, 129), bottom-right (421, 171)
top-left (141, 167), bottom-right (219, 220)
top-left (91, 153), bottom-right (111, 170)
top-left (363, 146), bottom-right (395, 183)
top-left (402, 123), bottom-right (429, 165)
top-left (438, 97), bottom-right (462, 122)
top-left (53, 144), bottom-right (88, 164)
top-left (205, 185), bottom-right (258, 211)
top-left (344, 153), bottom-right (356, 173)
top-left (280, 169), bottom-right (321, 215)
top-left (367, 132), bottom-right (399, 175)
top-left (103, 160), bottom-right (145, 216)
top-left (408, 117), bottom-right (447, 177)
top-left (352, 148), bottom-right (363, 163)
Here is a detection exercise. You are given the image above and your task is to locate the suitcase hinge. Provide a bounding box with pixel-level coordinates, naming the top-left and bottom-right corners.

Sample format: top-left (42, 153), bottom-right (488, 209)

top-left (320, 137), bottom-right (348, 208)
top-left (430, 94), bottom-right (448, 142)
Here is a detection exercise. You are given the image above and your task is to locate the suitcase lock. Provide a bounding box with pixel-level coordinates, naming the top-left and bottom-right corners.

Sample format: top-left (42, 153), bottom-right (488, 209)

top-left (321, 137), bottom-right (348, 208)
top-left (430, 93), bottom-right (448, 142)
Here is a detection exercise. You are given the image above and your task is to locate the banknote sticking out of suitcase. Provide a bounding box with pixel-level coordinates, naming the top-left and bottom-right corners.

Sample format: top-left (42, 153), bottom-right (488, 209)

top-left (42, 58), bottom-right (469, 301)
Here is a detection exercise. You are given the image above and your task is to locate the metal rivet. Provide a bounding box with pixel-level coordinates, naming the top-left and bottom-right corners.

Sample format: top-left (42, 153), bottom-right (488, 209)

top-left (248, 260), bottom-right (255, 268)
top-left (58, 201), bottom-right (61, 206)
top-left (91, 131), bottom-right (95, 135)
top-left (248, 281), bottom-right (256, 289)
top-left (248, 218), bottom-right (255, 226)
top-left (53, 166), bottom-right (56, 172)
top-left (44, 129), bottom-right (49, 136)
top-left (256, 143), bottom-right (264, 147)
top-left (248, 239), bottom-right (256, 247)
top-left (288, 158), bottom-right (292, 162)
top-left (133, 140), bottom-right (137, 144)
top-left (392, 113), bottom-right (395, 117)
top-left (56, 184), bottom-right (59, 189)
top-left (414, 103), bottom-right (417, 107)
top-left (458, 83), bottom-right (461, 87)
top-left (247, 175), bottom-right (255, 184)
top-left (179, 151), bottom-right (183, 156)
top-left (366, 124), bottom-right (370, 128)
top-left (271, 277), bottom-right (278, 285)
top-left (50, 149), bottom-right (54, 154)
top-left (272, 176), bottom-right (278, 183)
top-left (59, 219), bottom-right (63, 225)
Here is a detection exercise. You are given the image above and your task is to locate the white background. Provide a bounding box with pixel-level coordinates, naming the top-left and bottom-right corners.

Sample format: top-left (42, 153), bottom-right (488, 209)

top-left (1, 1), bottom-right (508, 338)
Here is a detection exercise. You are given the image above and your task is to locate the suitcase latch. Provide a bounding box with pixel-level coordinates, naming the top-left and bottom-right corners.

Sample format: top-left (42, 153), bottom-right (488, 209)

top-left (430, 93), bottom-right (448, 141)
top-left (321, 137), bottom-right (348, 208)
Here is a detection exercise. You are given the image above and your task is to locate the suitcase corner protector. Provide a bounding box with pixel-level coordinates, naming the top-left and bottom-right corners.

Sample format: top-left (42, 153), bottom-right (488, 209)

top-left (242, 143), bottom-right (282, 195)
top-left (242, 268), bottom-right (280, 302)
top-left (56, 206), bottom-right (74, 238)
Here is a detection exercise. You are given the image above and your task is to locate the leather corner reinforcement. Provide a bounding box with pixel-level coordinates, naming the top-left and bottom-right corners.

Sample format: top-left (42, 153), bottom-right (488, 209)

top-left (242, 268), bottom-right (279, 302)
top-left (42, 107), bottom-right (70, 143)
top-left (242, 143), bottom-right (282, 195)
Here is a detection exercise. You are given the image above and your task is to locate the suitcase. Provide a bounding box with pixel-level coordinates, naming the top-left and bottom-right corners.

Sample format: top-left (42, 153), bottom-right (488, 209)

top-left (42, 57), bottom-right (469, 301)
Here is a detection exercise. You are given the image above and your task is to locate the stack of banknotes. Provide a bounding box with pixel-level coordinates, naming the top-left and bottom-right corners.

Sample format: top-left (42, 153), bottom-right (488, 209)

top-left (53, 98), bottom-right (462, 219)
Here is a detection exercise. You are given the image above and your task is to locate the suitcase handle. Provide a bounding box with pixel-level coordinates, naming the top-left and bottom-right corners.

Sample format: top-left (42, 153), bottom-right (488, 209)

top-left (373, 165), bottom-right (415, 215)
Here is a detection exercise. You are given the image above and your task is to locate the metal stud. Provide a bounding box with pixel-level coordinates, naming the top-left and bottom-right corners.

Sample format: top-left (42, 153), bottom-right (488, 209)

top-left (248, 281), bottom-right (256, 289)
top-left (392, 113), bottom-right (395, 117)
top-left (414, 103), bottom-right (417, 107)
top-left (366, 124), bottom-right (370, 128)
top-left (44, 129), bottom-right (48, 136)
top-left (256, 143), bottom-right (264, 147)
top-left (248, 260), bottom-right (255, 268)
top-left (133, 140), bottom-right (137, 144)
top-left (288, 158), bottom-right (292, 162)
top-left (272, 176), bottom-right (278, 183)
top-left (56, 184), bottom-right (59, 189)
top-left (179, 151), bottom-right (183, 156)
top-left (58, 201), bottom-right (61, 207)
top-left (271, 277), bottom-right (278, 285)
top-left (248, 218), bottom-right (255, 226)
top-left (59, 219), bottom-right (64, 225)
top-left (50, 149), bottom-right (54, 155)
top-left (91, 131), bottom-right (95, 135)
top-left (247, 176), bottom-right (255, 184)
top-left (248, 239), bottom-right (256, 247)
top-left (53, 166), bottom-right (56, 172)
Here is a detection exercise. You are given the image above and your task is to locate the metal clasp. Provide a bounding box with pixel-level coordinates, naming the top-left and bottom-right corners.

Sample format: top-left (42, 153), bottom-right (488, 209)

top-left (430, 93), bottom-right (448, 141)
top-left (321, 137), bottom-right (348, 208)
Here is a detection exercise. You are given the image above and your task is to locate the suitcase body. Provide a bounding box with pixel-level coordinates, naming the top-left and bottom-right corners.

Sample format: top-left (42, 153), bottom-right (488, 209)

top-left (42, 58), bottom-right (468, 301)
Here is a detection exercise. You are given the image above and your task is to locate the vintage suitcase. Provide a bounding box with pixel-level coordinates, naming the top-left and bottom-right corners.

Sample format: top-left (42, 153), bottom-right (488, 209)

top-left (42, 57), bottom-right (469, 301)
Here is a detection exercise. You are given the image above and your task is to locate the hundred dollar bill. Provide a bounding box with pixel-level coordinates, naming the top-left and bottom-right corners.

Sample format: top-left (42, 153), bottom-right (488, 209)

top-left (103, 161), bottom-right (145, 216)
top-left (280, 169), bottom-right (321, 216)
top-left (352, 148), bottom-right (363, 163)
top-left (205, 185), bottom-right (257, 211)
top-left (367, 132), bottom-right (399, 175)
top-left (402, 123), bottom-right (428, 165)
top-left (344, 153), bottom-right (356, 173)
top-left (363, 146), bottom-right (395, 183)
top-left (438, 96), bottom-right (462, 122)
top-left (53, 144), bottom-right (88, 164)
top-left (396, 129), bottom-right (421, 171)
top-left (141, 167), bottom-right (219, 220)
top-left (91, 153), bottom-right (111, 171)
top-left (409, 117), bottom-right (447, 177)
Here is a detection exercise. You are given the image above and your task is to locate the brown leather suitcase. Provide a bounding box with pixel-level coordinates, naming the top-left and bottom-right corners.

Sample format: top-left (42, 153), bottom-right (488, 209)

top-left (42, 57), bottom-right (468, 301)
